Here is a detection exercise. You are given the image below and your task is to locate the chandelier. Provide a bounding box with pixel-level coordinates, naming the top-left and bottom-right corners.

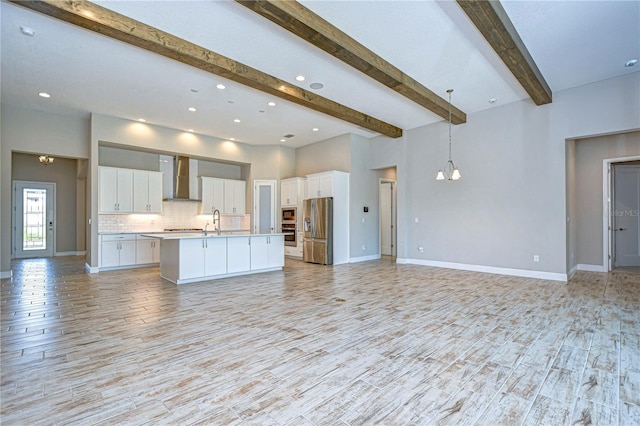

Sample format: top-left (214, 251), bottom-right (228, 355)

top-left (436, 89), bottom-right (461, 181)
top-left (39, 155), bottom-right (54, 165)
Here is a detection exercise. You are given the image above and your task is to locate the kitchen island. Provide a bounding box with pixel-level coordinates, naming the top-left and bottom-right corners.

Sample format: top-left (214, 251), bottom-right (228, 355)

top-left (143, 233), bottom-right (285, 284)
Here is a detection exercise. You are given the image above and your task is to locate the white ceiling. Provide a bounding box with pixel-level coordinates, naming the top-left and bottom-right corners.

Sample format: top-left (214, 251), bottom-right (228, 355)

top-left (2, 0), bottom-right (638, 148)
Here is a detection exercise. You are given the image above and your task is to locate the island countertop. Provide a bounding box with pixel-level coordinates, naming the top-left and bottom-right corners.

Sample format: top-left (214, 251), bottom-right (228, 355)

top-left (141, 232), bottom-right (285, 240)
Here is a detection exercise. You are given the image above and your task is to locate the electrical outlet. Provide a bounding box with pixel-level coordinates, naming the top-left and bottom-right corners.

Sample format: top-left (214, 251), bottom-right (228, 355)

top-left (418, 246), bottom-right (424, 252)
top-left (533, 255), bottom-right (540, 262)
top-left (415, 217), bottom-right (419, 223)
top-left (361, 245), bottom-right (366, 251)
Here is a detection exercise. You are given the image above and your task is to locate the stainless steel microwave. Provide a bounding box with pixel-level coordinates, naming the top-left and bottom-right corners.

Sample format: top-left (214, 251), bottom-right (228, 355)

top-left (281, 207), bottom-right (296, 223)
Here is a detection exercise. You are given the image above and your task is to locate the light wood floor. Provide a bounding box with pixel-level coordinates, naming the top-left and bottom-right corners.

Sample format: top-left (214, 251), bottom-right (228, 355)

top-left (1, 256), bottom-right (638, 425)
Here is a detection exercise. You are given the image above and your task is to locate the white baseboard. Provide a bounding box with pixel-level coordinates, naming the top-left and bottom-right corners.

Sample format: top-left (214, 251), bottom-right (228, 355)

top-left (349, 254), bottom-right (381, 263)
top-left (395, 258), bottom-right (410, 264)
top-left (397, 258), bottom-right (568, 282)
top-left (0, 270), bottom-right (12, 279)
top-left (577, 264), bottom-right (606, 272)
top-left (85, 263), bottom-right (99, 274)
top-left (55, 251), bottom-right (86, 257)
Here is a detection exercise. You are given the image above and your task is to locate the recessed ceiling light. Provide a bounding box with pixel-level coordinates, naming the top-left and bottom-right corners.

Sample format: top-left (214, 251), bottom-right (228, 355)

top-left (230, 138), bottom-right (236, 141)
top-left (488, 98), bottom-right (497, 104)
top-left (312, 128), bottom-right (319, 132)
top-left (625, 59), bottom-right (638, 67)
top-left (268, 101), bottom-right (276, 107)
top-left (309, 82), bottom-right (324, 90)
top-left (38, 92), bottom-right (50, 98)
top-left (295, 75), bottom-right (306, 82)
top-left (234, 119), bottom-right (241, 123)
top-left (188, 107), bottom-right (196, 112)
top-left (190, 88), bottom-right (199, 93)
top-left (280, 139), bottom-right (286, 143)
top-left (187, 129), bottom-right (194, 133)
top-left (20, 26), bottom-right (35, 37)
top-left (137, 118), bottom-right (146, 122)
top-left (216, 84), bottom-right (226, 90)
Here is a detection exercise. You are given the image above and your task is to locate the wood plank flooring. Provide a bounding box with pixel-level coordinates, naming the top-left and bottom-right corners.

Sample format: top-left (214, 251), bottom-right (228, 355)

top-left (1, 257), bottom-right (638, 425)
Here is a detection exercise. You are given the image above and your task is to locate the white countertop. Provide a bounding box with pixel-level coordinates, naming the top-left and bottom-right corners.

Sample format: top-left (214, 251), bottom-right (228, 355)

top-left (99, 230), bottom-right (250, 235)
top-left (141, 232), bottom-right (285, 240)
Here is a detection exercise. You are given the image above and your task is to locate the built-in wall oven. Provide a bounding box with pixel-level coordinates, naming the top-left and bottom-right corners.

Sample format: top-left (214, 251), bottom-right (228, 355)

top-left (281, 207), bottom-right (297, 247)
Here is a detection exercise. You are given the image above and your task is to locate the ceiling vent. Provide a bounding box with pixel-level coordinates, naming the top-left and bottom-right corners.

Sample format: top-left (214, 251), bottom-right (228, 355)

top-left (283, 134), bottom-right (295, 139)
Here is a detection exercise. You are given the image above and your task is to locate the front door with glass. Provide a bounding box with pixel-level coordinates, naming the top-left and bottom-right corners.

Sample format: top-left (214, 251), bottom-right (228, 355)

top-left (13, 181), bottom-right (56, 258)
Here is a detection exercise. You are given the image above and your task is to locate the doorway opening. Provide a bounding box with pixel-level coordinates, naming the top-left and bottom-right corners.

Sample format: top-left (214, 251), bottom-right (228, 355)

top-left (603, 157), bottom-right (640, 272)
top-left (13, 181), bottom-right (56, 258)
top-left (254, 180), bottom-right (277, 234)
top-left (379, 179), bottom-right (397, 258)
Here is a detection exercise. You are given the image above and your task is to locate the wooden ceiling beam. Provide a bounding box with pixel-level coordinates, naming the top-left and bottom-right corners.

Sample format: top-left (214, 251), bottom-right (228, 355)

top-left (11, 0), bottom-right (403, 138)
top-left (236, 0), bottom-right (467, 125)
top-left (456, 0), bottom-right (552, 105)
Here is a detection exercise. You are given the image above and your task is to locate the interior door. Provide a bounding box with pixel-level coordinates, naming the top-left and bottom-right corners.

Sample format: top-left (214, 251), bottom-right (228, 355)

top-left (254, 180), bottom-right (276, 234)
top-left (380, 180), bottom-right (396, 257)
top-left (613, 165), bottom-right (640, 267)
top-left (13, 181), bottom-right (56, 258)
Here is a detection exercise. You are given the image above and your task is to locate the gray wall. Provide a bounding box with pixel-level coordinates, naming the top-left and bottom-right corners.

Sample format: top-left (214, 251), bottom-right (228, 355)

top-left (1, 105), bottom-right (90, 275)
top-left (369, 73), bottom-right (640, 276)
top-left (295, 134), bottom-right (351, 176)
top-left (573, 131), bottom-right (640, 266)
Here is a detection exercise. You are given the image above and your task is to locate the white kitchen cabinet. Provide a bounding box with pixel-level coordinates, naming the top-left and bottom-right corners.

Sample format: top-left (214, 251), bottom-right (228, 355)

top-left (199, 177), bottom-right (224, 215)
top-left (224, 179), bottom-right (246, 214)
top-left (136, 236), bottom-right (160, 265)
top-left (178, 238), bottom-right (227, 280)
top-left (250, 235), bottom-right (284, 270)
top-left (280, 177), bottom-right (305, 206)
top-left (100, 234), bottom-right (136, 268)
top-left (133, 170), bottom-right (163, 213)
top-left (304, 172), bottom-right (335, 199)
top-left (227, 236), bottom-right (251, 273)
top-left (99, 167), bottom-right (133, 213)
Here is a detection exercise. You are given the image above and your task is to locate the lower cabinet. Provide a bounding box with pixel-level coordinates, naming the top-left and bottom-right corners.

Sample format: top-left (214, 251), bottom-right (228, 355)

top-left (100, 235), bottom-right (136, 268)
top-left (250, 235), bottom-right (284, 270)
top-left (178, 238), bottom-right (227, 280)
top-left (136, 236), bottom-right (160, 265)
top-left (227, 236), bottom-right (251, 273)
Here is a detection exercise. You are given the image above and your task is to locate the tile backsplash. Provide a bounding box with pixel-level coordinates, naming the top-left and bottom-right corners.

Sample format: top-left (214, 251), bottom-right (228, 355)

top-left (99, 201), bottom-right (250, 233)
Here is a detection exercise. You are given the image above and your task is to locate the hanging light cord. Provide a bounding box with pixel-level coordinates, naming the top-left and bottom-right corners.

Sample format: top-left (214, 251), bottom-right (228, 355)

top-left (447, 89), bottom-right (453, 162)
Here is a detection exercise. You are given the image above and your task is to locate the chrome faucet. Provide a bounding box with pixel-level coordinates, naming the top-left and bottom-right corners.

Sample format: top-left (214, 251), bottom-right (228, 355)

top-left (212, 209), bottom-right (221, 235)
top-left (203, 222), bottom-right (209, 236)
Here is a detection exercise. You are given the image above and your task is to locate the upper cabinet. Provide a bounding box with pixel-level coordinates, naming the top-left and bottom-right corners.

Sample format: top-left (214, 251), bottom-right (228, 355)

top-left (224, 179), bottom-right (246, 214)
top-left (281, 177), bottom-right (306, 206)
top-left (200, 177), bottom-right (245, 215)
top-left (99, 167), bottom-right (133, 213)
top-left (133, 170), bottom-right (163, 213)
top-left (99, 166), bottom-right (162, 214)
top-left (305, 171), bottom-right (346, 199)
top-left (199, 177), bottom-right (224, 215)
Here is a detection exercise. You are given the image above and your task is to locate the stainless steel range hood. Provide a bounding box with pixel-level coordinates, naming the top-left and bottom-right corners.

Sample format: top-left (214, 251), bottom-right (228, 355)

top-left (161, 155), bottom-right (200, 201)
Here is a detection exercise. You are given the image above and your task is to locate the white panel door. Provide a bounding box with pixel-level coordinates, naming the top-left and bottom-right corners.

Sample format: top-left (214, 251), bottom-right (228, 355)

top-left (254, 180), bottom-right (276, 234)
top-left (614, 165), bottom-right (640, 267)
top-left (13, 181), bottom-right (56, 258)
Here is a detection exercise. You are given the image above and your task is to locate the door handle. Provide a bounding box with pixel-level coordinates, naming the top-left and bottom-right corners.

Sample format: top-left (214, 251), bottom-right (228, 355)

top-left (615, 228), bottom-right (628, 231)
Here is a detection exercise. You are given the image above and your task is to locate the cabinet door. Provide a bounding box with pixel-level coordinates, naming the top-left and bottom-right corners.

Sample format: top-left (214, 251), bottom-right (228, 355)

top-left (213, 179), bottom-right (225, 213)
top-left (136, 238), bottom-right (155, 264)
top-left (98, 167), bottom-right (118, 213)
top-left (100, 240), bottom-right (120, 268)
top-left (119, 240), bottom-right (136, 266)
top-left (224, 180), bottom-right (245, 214)
top-left (133, 170), bottom-right (149, 213)
top-left (319, 174), bottom-right (333, 198)
top-left (227, 236), bottom-right (251, 273)
top-left (250, 236), bottom-right (269, 270)
top-left (306, 176), bottom-right (320, 199)
top-left (116, 169), bottom-right (134, 213)
top-left (151, 240), bottom-right (160, 263)
top-left (281, 180), bottom-right (296, 206)
top-left (268, 235), bottom-right (285, 267)
top-left (179, 239), bottom-right (205, 280)
top-left (204, 238), bottom-right (226, 276)
top-left (147, 172), bottom-right (163, 213)
top-left (280, 180), bottom-right (289, 206)
top-left (200, 177), bottom-right (214, 214)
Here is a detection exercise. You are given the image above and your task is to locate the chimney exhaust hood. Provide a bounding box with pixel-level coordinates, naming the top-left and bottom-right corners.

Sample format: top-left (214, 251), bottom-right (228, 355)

top-left (161, 155), bottom-right (201, 201)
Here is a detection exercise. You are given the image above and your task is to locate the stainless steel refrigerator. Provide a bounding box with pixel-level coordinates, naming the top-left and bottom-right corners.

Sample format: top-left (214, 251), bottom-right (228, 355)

top-left (303, 197), bottom-right (333, 265)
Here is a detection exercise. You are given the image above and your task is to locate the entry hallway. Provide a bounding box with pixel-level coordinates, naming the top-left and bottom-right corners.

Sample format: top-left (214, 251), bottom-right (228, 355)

top-left (1, 257), bottom-right (638, 425)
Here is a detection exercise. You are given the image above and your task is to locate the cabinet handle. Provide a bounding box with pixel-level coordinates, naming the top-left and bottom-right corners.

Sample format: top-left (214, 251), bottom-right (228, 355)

top-left (205, 240), bottom-right (208, 249)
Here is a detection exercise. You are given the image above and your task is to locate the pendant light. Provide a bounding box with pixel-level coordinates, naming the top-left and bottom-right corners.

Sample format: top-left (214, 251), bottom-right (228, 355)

top-left (436, 89), bottom-right (461, 181)
top-left (38, 155), bottom-right (54, 165)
